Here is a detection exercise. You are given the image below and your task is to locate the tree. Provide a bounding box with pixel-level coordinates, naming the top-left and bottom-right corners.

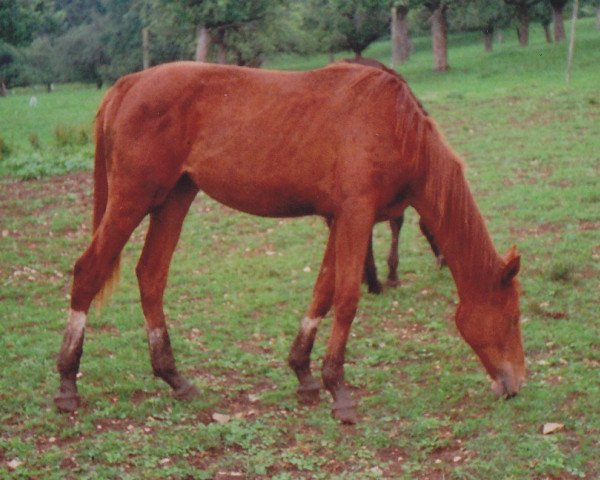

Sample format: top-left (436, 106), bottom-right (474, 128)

top-left (23, 36), bottom-right (61, 91)
top-left (549, 0), bottom-right (568, 41)
top-left (422, 1), bottom-right (450, 71)
top-left (333, 0), bottom-right (390, 57)
top-left (503, 0), bottom-right (544, 47)
top-left (0, 0), bottom-right (63, 46)
top-left (0, 41), bottom-right (23, 89)
top-left (305, 0), bottom-right (390, 59)
top-left (534, 2), bottom-right (553, 43)
top-left (163, 0), bottom-right (293, 64)
top-left (54, 17), bottom-right (109, 88)
top-left (449, 1), bottom-right (509, 52)
top-left (391, 2), bottom-right (411, 66)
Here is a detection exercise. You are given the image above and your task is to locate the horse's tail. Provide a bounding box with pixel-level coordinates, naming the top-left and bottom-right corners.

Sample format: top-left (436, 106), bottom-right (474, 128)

top-left (92, 101), bottom-right (120, 310)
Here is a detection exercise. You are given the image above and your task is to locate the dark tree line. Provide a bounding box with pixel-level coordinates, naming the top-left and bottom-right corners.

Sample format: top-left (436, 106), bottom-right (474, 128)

top-left (0, 0), bottom-right (596, 90)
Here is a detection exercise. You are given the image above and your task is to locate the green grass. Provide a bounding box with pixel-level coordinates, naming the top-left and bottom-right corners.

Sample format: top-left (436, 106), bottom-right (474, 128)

top-left (1, 18), bottom-right (599, 479)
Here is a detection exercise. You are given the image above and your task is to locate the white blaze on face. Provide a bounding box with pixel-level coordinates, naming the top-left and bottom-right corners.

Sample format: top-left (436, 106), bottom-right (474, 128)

top-left (66, 309), bottom-right (87, 352)
top-left (300, 316), bottom-right (322, 336)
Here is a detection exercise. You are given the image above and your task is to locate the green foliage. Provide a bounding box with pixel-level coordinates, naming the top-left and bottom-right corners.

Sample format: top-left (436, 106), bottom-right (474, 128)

top-left (1, 147), bottom-right (91, 180)
top-left (54, 124), bottom-right (91, 148)
top-left (0, 0), bottom-right (64, 46)
top-left (307, 0), bottom-right (391, 56)
top-left (0, 135), bottom-right (12, 160)
top-left (449, 0), bottom-right (510, 33)
top-left (53, 17), bottom-right (110, 87)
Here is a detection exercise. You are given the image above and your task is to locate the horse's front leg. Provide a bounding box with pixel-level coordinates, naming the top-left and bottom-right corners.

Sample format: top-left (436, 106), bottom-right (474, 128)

top-left (288, 222), bottom-right (336, 404)
top-left (322, 200), bottom-right (376, 424)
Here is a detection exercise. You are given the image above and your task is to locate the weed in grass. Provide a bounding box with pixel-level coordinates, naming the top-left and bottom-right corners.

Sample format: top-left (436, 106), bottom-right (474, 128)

top-left (0, 135), bottom-right (11, 160)
top-left (29, 132), bottom-right (41, 149)
top-left (54, 123), bottom-right (91, 148)
top-left (549, 260), bottom-right (576, 282)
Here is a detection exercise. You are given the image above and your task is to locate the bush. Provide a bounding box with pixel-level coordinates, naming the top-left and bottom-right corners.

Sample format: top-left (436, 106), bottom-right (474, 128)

top-left (549, 261), bottom-right (575, 282)
top-left (2, 148), bottom-right (91, 180)
top-left (29, 132), bottom-right (41, 149)
top-left (54, 124), bottom-right (90, 148)
top-left (0, 135), bottom-right (12, 160)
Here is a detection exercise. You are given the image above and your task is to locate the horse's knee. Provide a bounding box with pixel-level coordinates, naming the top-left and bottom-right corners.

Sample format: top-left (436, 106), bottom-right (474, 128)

top-left (334, 293), bottom-right (359, 322)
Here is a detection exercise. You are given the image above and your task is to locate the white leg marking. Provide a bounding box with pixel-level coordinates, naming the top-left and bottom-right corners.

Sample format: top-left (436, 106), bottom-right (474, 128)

top-left (65, 309), bottom-right (86, 353)
top-left (148, 327), bottom-right (166, 347)
top-left (300, 316), bottom-right (322, 335)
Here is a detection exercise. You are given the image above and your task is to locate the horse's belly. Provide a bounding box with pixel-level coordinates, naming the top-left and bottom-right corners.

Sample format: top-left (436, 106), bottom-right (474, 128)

top-left (189, 170), bottom-right (325, 218)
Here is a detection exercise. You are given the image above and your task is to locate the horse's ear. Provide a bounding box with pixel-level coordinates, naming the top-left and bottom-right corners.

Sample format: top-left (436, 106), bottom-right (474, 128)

top-left (501, 245), bottom-right (520, 287)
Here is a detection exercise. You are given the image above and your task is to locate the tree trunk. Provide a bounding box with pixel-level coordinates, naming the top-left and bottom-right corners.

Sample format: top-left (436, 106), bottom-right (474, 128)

top-left (195, 26), bottom-right (211, 62)
top-left (596, 6), bottom-right (600, 31)
top-left (566, 0), bottom-right (579, 83)
top-left (543, 23), bottom-right (552, 43)
top-left (516, 19), bottom-right (529, 46)
top-left (483, 25), bottom-right (494, 52)
top-left (0, 81), bottom-right (7, 97)
top-left (552, 6), bottom-right (566, 41)
top-left (142, 27), bottom-right (150, 69)
top-left (391, 6), bottom-right (411, 68)
top-left (217, 43), bottom-right (227, 64)
top-left (430, 5), bottom-right (449, 71)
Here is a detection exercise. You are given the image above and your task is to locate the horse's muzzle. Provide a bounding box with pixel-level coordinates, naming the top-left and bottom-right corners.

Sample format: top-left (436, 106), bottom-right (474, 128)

top-left (491, 368), bottom-right (525, 399)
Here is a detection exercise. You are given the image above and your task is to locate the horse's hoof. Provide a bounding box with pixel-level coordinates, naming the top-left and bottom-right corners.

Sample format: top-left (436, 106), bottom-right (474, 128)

top-left (332, 406), bottom-right (358, 425)
top-left (296, 385), bottom-right (320, 405)
top-left (386, 278), bottom-right (400, 288)
top-left (436, 255), bottom-right (447, 268)
top-left (54, 393), bottom-right (81, 413)
top-left (174, 382), bottom-right (200, 401)
top-left (368, 284), bottom-right (383, 295)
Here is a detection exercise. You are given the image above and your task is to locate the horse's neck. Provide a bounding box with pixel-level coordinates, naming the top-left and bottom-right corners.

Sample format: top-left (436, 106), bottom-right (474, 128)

top-left (411, 133), bottom-right (502, 300)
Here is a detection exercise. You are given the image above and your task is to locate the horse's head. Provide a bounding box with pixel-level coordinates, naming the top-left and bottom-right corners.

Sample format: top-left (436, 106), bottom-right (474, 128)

top-left (455, 247), bottom-right (525, 398)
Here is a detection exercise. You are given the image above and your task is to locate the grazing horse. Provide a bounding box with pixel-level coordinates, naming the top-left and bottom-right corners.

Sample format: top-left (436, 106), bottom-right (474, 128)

top-left (54, 62), bottom-right (525, 424)
top-left (341, 57), bottom-right (445, 294)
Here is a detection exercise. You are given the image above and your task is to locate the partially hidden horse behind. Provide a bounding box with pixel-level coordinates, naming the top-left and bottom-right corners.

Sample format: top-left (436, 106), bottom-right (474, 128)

top-left (54, 61), bottom-right (525, 424)
top-left (342, 57), bottom-right (445, 294)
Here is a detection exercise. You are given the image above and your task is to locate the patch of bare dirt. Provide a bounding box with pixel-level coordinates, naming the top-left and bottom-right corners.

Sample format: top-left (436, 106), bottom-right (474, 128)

top-left (509, 222), bottom-right (563, 239)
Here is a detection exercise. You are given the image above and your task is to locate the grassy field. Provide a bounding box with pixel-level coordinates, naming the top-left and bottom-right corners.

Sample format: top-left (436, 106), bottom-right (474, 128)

top-left (1, 19), bottom-right (599, 479)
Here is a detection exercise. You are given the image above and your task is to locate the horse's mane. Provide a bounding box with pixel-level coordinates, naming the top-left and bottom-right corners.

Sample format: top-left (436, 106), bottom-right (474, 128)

top-left (414, 114), bottom-right (502, 293)
top-left (339, 57), bottom-right (429, 117)
top-left (338, 59), bottom-right (503, 292)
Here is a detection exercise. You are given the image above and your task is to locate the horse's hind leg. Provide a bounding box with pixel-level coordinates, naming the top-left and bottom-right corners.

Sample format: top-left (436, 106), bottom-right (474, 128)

top-left (135, 175), bottom-right (199, 400)
top-left (288, 222), bottom-right (336, 404)
top-left (55, 197), bottom-right (149, 412)
top-left (386, 215), bottom-right (404, 287)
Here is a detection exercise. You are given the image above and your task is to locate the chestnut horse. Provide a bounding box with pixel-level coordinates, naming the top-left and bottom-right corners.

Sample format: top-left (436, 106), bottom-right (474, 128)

top-left (342, 58), bottom-right (445, 294)
top-left (54, 62), bottom-right (525, 424)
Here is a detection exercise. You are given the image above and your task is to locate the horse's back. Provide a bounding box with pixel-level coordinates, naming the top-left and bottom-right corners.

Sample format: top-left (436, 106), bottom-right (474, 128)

top-left (99, 62), bottom-right (407, 217)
